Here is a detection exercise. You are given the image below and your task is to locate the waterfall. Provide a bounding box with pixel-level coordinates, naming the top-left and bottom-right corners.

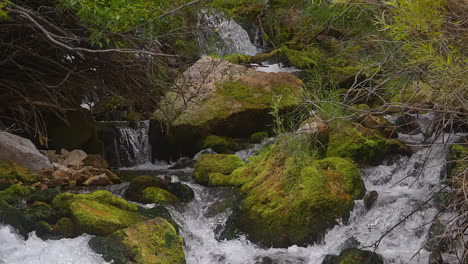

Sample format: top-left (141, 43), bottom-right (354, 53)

top-left (104, 120), bottom-right (152, 168)
top-left (197, 8), bottom-right (257, 56)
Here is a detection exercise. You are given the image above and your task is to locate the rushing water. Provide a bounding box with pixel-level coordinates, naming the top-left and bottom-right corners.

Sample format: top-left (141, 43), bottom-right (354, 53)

top-left (0, 115), bottom-right (464, 264)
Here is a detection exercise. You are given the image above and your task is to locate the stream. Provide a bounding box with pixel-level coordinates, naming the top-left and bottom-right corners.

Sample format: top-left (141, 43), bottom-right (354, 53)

top-left (0, 113), bottom-right (465, 263)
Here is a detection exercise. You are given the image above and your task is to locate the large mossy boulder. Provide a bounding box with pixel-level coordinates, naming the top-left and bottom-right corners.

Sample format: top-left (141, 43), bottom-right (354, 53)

top-left (194, 154), bottom-right (245, 186)
top-left (150, 56), bottom-right (304, 160)
top-left (322, 248), bottom-right (384, 264)
top-left (0, 184), bottom-right (34, 204)
top-left (222, 140), bottom-right (365, 247)
top-left (125, 176), bottom-right (194, 204)
top-left (89, 218), bottom-right (185, 264)
top-left (326, 122), bottom-right (410, 165)
top-left (51, 190), bottom-right (142, 236)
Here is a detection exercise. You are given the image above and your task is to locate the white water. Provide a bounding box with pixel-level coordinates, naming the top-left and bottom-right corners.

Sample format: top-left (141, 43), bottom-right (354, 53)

top-left (0, 225), bottom-right (107, 264)
top-left (197, 9), bottom-right (257, 56)
top-left (253, 62), bottom-right (301, 73)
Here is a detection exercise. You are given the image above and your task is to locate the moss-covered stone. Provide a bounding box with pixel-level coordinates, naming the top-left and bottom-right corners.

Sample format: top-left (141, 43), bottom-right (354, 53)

top-left (26, 188), bottom-right (60, 203)
top-left (0, 184), bottom-right (34, 204)
top-left (326, 122), bottom-right (407, 165)
top-left (322, 248), bottom-right (384, 264)
top-left (222, 141), bottom-right (365, 247)
top-left (250, 131), bottom-right (269, 143)
top-left (0, 162), bottom-right (39, 190)
top-left (202, 135), bottom-right (231, 153)
top-left (447, 143), bottom-right (467, 178)
top-left (70, 199), bottom-right (143, 236)
top-left (125, 175), bottom-right (194, 203)
top-left (141, 187), bottom-right (179, 204)
top-left (53, 217), bottom-right (75, 237)
top-left (52, 190), bottom-right (138, 216)
top-left (137, 206), bottom-right (179, 234)
top-left (89, 218), bottom-right (185, 264)
top-left (194, 154), bottom-right (245, 186)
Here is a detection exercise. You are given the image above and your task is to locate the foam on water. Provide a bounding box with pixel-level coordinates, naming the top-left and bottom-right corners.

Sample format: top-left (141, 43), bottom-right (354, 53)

top-left (0, 225), bottom-right (107, 264)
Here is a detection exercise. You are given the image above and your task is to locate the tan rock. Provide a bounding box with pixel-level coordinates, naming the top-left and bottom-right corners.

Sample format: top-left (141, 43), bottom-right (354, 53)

top-left (63, 149), bottom-right (88, 167)
top-left (358, 113), bottom-right (398, 138)
top-left (52, 169), bottom-right (69, 179)
top-left (102, 169), bottom-right (121, 184)
top-left (83, 173), bottom-right (113, 186)
top-left (83, 154), bottom-right (109, 169)
top-left (298, 117), bottom-right (330, 152)
top-left (47, 176), bottom-right (70, 188)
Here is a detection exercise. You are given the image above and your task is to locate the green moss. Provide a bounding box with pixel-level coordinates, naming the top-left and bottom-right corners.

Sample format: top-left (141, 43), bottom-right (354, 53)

top-left (223, 54), bottom-right (252, 64)
top-left (202, 135), bottom-right (231, 153)
top-left (223, 141), bottom-right (365, 247)
top-left (0, 162), bottom-right (39, 189)
top-left (141, 187), bottom-right (179, 204)
top-left (326, 123), bottom-right (397, 165)
top-left (448, 143), bottom-right (467, 178)
top-left (52, 190), bottom-right (138, 216)
top-left (0, 184), bottom-right (34, 204)
top-left (194, 154), bottom-right (245, 186)
top-left (89, 218), bottom-right (185, 264)
top-left (70, 199), bottom-right (143, 236)
top-left (250, 131), bottom-right (268, 143)
top-left (53, 217), bottom-right (75, 237)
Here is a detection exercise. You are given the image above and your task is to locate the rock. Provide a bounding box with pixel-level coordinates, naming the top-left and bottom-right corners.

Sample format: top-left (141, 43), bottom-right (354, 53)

top-left (151, 56), bottom-right (304, 160)
top-left (0, 184), bottom-right (34, 205)
top-left (428, 249), bottom-right (444, 264)
top-left (395, 113), bottom-right (420, 135)
top-left (141, 187), bottom-right (179, 204)
top-left (193, 148), bottom-right (217, 160)
top-left (298, 117), bottom-right (330, 154)
top-left (102, 169), bottom-right (121, 184)
top-left (89, 218), bottom-right (185, 264)
top-left (169, 157), bottom-right (195, 170)
top-left (222, 142), bottom-right (365, 247)
top-left (52, 217), bottom-right (75, 238)
top-left (40, 150), bottom-right (60, 163)
top-left (194, 154), bottom-right (245, 186)
top-left (0, 131), bottom-right (52, 172)
top-left (250, 131), bottom-right (269, 143)
top-left (26, 188), bottom-right (60, 203)
top-left (322, 248), bottom-right (384, 264)
top-left (52, 169), bottom-right (68, 179)
top-left (0, 162), bottom-right (39, 190)
top-left (83, 154), bottom-right (109, 169)
top-left (358, 113), bottom-right (398, 138)
top-left (82, 173), bottom-right (112, 186)
top-left (63, 149), bottom-right (88, 167)
top-left (364, 190), bottom-right (379, 210)
top-left (326, 122), bottom-right (410, 165)
top-left (70, 199), bottom-right (143, 236)
top-left (125, 176), bottom-right (194, 203)
top-left (46, 176), bottom-right (70, 188)
top-left (137, 206), bottom-right (180, 233)
top-left (202, 135), bottom-right (232, 153)
top-left (69, 171), bottom-right (89, 184)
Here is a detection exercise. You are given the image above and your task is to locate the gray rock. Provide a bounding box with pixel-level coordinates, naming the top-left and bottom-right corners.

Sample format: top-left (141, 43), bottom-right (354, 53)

top-left (0, 131), bottom-right (52, 172)
top-left (364, 190), bottom-right (379, 210)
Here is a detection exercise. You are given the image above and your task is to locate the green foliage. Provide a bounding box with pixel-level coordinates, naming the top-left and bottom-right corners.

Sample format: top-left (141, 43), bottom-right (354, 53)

top-left (0, 0), bottom-right (10, 19)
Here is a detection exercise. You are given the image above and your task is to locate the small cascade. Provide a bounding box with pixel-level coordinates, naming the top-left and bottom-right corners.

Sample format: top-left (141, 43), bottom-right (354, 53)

top-left (104, 120), bottom-right (152, 168)
top-left (197, 9), bottom-right (257, 56)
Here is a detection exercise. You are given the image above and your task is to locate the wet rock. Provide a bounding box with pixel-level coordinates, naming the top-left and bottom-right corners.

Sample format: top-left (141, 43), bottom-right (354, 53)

top-left (194, 154), bottom-right (245, 186)
top-left (425, 219), bottom-right (450, 253)
top-left (89, 218), bottom-right (185, 264)
top-left (364, 190), bottom-right (379, 210)
top-left (26, 188), bottom-right (60, 203)
top-left (0, 131), bottom-right (52, 172)
top-left (166, 181), bottom-right (195, 203)
top-left (141, 187), bottom-right (179, 204)
top-left (428, 249), bottom-right (444, 264)
top-left (0, 162), bottom-right (40, 190)
top-left (169, 157), bottom-right (195, 169)
top-left (52, 217), bottom-right (75, 238)
top-left (395, 113), bottom-right (420, 135)
top-left (46, 176), bottom-right (70, 188)
top-left (82, 173), bottom-right (112, 186)
top-left (193, 148), bottom-right (217, 160)
top-left (322, 248), bottom-right (384, 264)
top-left (358, 113), bottom-right (398, 138)
top-left (125, 176), bottom-right (194, 203)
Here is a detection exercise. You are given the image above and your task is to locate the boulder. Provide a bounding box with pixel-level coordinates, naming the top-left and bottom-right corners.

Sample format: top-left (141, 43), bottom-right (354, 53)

top-left (83, 154), bottom-right (109, 169)
top-left (125, 176), bottom-right (194, 203)
top-left (89, 218), bottom-right (185, 264)
top-left (82, 173), bottom-right (112, 186)
top-left (222, 141), bottom-right (365, 247)
top-left (63, 149), bottom-right (88, 167)
top-left (363, 190), bottom-right (378, 210)
top-left (151, 56), bottom-right (304, 160)
top-left (0, 131), bottom-right (52, 172)
top-left (141, 187), bottom-right (179, 204)
top-left (194, 154), bottom-right (245, 186)
top-left (326, 122), bottom-right (411, 165)
top-left (298, 117), bottom-right (330, 154)
top-left (0, 162), bottom-right (39, 190)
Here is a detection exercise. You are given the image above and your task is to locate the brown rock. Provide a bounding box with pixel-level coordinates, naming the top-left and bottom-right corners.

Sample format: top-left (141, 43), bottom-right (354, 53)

top-left (70, 171), bottom-right (89, 184)
top-left (102, 169), bottom-right (121, 184)
top-left (298, 117), bottom-right (330, 153)
top-left (358, 113), bottom-right (398, 138)
top-left (32, 182), bottom-right (48, 190)
top-left (83, 173), bottom-right (112, 186)
top-left (63, 149), bottom-right (87, 167)
top-left (52, 169), bottom-right (68, 179)
top-left (47, 177), bottom-right (70, 188)
top-left (83, 154), bottom-right (109, 169)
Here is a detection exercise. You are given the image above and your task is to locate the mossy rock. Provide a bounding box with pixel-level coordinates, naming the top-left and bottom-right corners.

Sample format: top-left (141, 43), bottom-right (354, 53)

top-left (141, 187), bottom-right (179, 204)
top-left (250, 131), bottom-right (269, 143)
top-left (137, 206), bottom-right (179, 234)
top-left (202, 135), bottom-right (231, 153)
top-left (70, 199), bottom-right (143, 236)
top-left (52, 190), bottom-right (138, 216)
top-left (125, 176), bottom-right (194, 203)
top-left (89, 218), bottom-right (185, 264)
top-left (26, 188), bottom-right (60, 203)
top-left (0, 184), bottom-right (34, 204)
top-left (326, 122), bottom-right (407, 165)
top-left (194, 154), bottom-right (245, 186)
top-left (53, 217), bottom-right (75, 238)
top-left (322, 248), bottom-right (384, 264)
top-left (222, 142), bottom-right (365, 247)
top-left (447, 143), bottom-right (467, 178)
top-left (0, 162), bottom-right (39, 190)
